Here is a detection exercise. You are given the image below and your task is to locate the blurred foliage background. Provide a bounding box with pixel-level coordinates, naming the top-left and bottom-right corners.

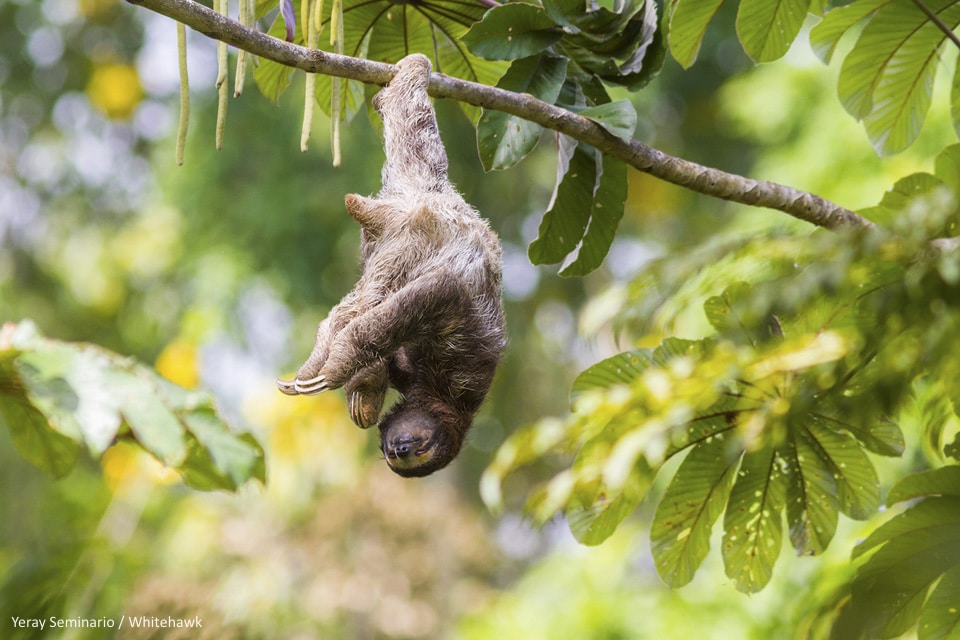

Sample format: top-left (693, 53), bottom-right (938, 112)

top-left (0, 0), bottom-right (954, 638)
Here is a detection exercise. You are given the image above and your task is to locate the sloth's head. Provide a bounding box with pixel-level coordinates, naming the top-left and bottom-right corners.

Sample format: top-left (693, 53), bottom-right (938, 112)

top-left (379, 406), bottom-right (458, 477)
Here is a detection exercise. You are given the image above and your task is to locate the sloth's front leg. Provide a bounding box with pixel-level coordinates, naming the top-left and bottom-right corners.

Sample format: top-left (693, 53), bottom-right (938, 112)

top-left (276, 316), bottom-right (334, 395)
top-left (300, 273), bottom-right (470, 394)
top-left (343, 360), bottom-right (389, 428)
top-left (276, 286), bottom-right (380, 395)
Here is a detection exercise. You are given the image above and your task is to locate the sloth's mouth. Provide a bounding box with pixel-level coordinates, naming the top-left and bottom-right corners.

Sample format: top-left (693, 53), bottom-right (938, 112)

top-left (386, 440), bottom-right (438, 469)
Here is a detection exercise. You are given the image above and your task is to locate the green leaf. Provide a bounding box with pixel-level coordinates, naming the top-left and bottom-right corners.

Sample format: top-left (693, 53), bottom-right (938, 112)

top-left (852, 497), bottom-right (960, 561)
top-left (837, 0), bottom-right (960, 154)
top-left (559, 153), bottom-right (627, 276)
top-left (255, 15), bottom-right (297, 103)
top-left (809, 0), bottom-right (887, 64)
top-left (820, 414), bottom-right (905, 458)
top-left (312, 0), bottom-right (502, 121)
top-left (840, 498), bottom-right (960, 639)
top-left (3, 321), bottom-right (264, 491)
top-left (480, 418), bottom-right (572, 512)
top-left (571, 349), bottom-right (652, 403)
top-left (704, 281), bottom-right (748, 333)
top-left (953, 61), bottom-right (960, 142)
top-left (477, 54), bottom-right (568, 171)
top-left (935, 143), bottom-right (960, 196)
top-left (551, 0), bottom-right (664, 89)
top-left (783, 425), bottom-right (840, 555)
top-left (0, 381), bottom-right (79, 478)
top-left (887, 466), bottom-right (960, 505)
top-left (651, 436), bottom-right (739, 587)
top-left (721, 445), bottom-right (787, 593)
top-left (806, 418), bottom-right (880, 519)
top-left (736, 0), bottom-right (811, 63)
top-left (528, 140), bottom-right (597, 265)
top-left (578, 100), bottom-right (637, 141)
top-left (918, 565), bottom-right (960, 640)
top-left (462, 3), bottom-right (563, 61)
top-left (667, 0), bottom-right (724, 68)
top-left (567, 459), bottom-right (652, 545)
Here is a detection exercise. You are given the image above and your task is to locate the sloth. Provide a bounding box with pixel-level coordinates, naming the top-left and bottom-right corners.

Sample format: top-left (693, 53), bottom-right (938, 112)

top-left (277, 54), bottom-right (506, 477)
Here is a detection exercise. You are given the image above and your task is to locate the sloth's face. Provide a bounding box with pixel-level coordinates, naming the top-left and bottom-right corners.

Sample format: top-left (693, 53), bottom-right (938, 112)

top-left (379, 407), bottom-right (453, 477)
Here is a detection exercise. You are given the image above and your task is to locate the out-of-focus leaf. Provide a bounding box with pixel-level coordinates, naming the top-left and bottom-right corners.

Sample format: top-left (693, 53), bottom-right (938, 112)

top-left (784, 425), bottom-right (839, 555)
top-left (886, 465), bottom-right (960, 505)
top-left (462, 3), bottom-right (563, 61)
top-left (1, 321), bottom-right (264, 491)
top-left (704, 281), bottom-right (749, 332)
top-left (918, 565), bottom-right (960, 640)
top-left (837, 493), bottom-right (960, 640)
top-left (528, 140), bottom-right (597, 265)
top-left (480, 418), bottom-right (572, 511)
top-left (821, 415), bottom-right (905, 458)
top-left (809, 0), bottom-right (887, 63)
top-left (667, 0), bottom-right (724, 69)
top-left (567, 458), bottom-right (652, 545)
top-left (651, 436), bottom-right (738, 587)
top-left (571, 349), bottom-right (652, 403)
top-left (935, 143), bottom-right (960, 196)
top-left (478, 54), bottom-right (568, 171)
top-left (559, 154), bottom-right (627, 276)
top-left (721, 444), bottom-right (787, 593)
top-left (0, 363), bottom-right (79, 478)
top-left (736, 0), bottom-right (811, 63)
top-left (806, 419), bottom-right (880, 520)
top-left (953, 61), bottom-right (960, 142)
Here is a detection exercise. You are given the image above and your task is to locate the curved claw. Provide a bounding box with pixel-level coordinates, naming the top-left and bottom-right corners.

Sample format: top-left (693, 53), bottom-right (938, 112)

top-left (276, 378), bottom-right (300, 396)
top-left (295, 375), bottom-right (328, 395)
top-left (349, 391), bottom-right (365, 427)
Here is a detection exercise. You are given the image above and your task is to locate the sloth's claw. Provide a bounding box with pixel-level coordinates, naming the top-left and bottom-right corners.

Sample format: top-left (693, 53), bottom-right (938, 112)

top-left (349, 391), bottom-right (365, 427)
top-left (295, 375), bottom-right (327, 395)
top-left (276, 378), bottom-right (299, 395)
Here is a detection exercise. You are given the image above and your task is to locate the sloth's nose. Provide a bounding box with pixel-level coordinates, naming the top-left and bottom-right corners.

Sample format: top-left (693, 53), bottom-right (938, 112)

top-left (391, 437), bottom-right (422, 458)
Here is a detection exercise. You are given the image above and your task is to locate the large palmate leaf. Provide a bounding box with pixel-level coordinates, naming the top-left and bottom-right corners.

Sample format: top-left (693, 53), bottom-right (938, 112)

top-left (0, 321), bottom-right (264, 491)
top-left (256, 0), bottom-right (505, 119)
top-left (487, 276), bottom-right (900, 591)
top-left (833, 467), bottom-right (960, 640)
top-left (812, 0), bottom-right (960, 154)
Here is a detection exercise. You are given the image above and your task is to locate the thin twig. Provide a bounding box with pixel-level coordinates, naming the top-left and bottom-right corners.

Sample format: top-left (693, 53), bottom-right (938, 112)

top-left (126, 0), bottom-right (874, 231)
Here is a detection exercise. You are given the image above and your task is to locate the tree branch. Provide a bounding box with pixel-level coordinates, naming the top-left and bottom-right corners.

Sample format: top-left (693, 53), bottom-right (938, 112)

top-left (126, 0), bottom-right (874, 231)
